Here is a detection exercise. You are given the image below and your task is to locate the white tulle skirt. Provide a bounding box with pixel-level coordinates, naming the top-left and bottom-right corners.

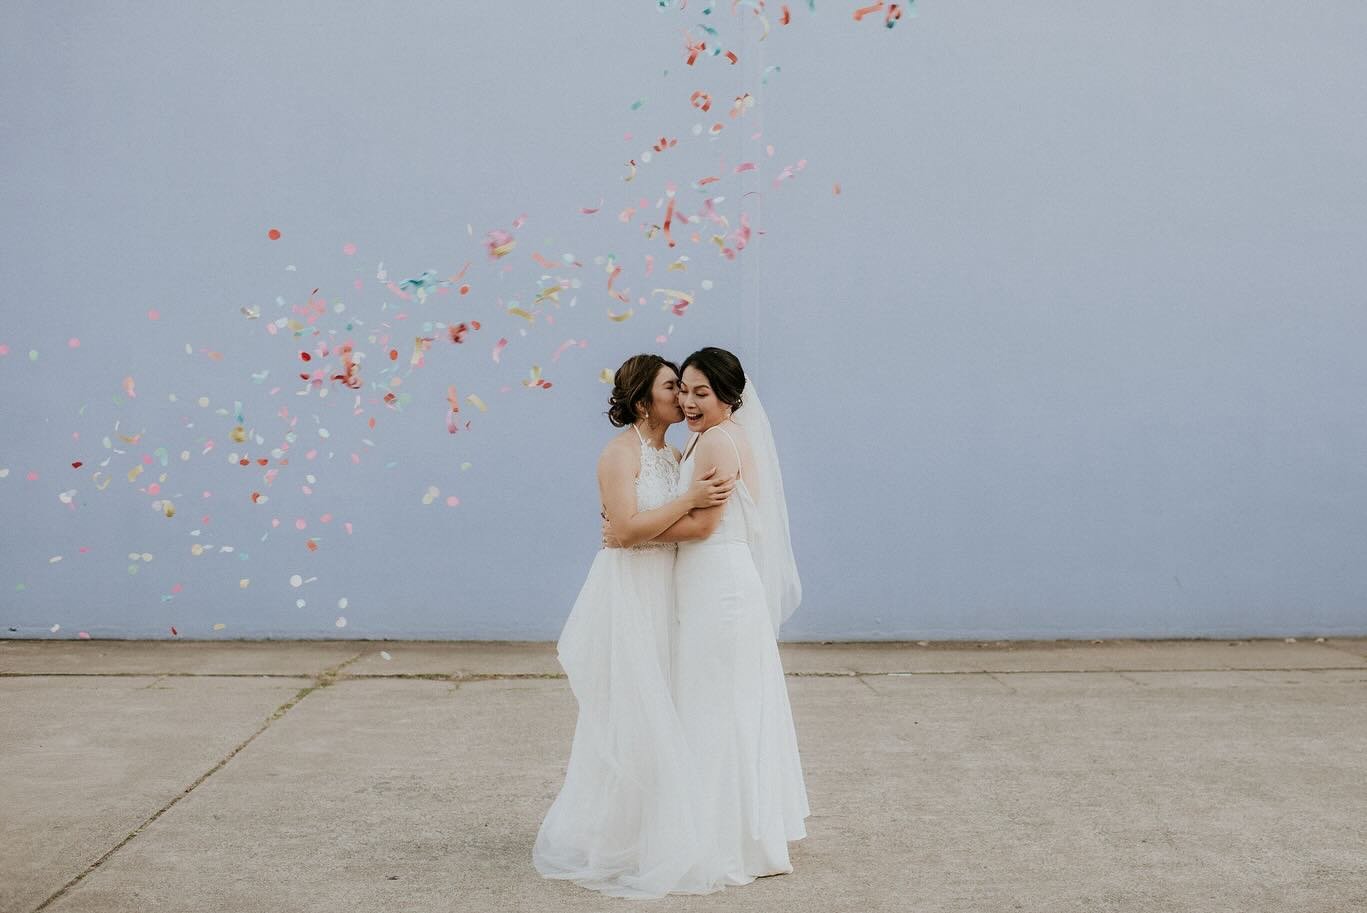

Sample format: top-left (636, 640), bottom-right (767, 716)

top-left (532, 546), bottom-right (722, 898)
top-left (673, 538), bottom-right (811, 885)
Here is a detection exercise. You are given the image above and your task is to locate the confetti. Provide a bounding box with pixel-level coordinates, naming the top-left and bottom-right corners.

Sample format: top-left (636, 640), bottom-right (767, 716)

top-left (550, 338), bottom-right (587, 362)
top-left (522, 365), bottom-right (552, 389)
top-left (486, 229), bottom-right (516, 259)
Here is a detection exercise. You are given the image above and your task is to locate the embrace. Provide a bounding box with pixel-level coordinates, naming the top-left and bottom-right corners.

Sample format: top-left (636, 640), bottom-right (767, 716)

top-left (532, 346), bottom-right (810, 898)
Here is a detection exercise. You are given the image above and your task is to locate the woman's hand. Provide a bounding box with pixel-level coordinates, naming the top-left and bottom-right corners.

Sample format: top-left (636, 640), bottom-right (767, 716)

top-left (687, 466), bottom-right (736, 509)
top-left (601, 513), bottom-right (623, 549)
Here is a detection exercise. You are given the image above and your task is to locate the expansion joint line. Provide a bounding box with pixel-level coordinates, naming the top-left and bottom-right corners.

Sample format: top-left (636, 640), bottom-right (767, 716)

top-left (29, 651), bottom-right (366, 913)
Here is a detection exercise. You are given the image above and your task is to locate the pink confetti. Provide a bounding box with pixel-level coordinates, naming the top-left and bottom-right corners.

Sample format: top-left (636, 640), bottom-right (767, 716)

top-left (295, 518), bottom-right (307, 530)
top-left (0, 344), bottom-right (8, 356)
top-left (735, 162), bottom-right (757, 173)
top-left (147, 309), bottom-right (160, 321)
top-left (445, 496), bottom-right (460, 507)
top-left (492, 338), bottom-right (508, 363)
top-left (345, 522), bottom-right (354, 535)
top-left (551, 338), bottom-right (588, 362)
top-left (68, 337), bottom-right (80, 348)
top-left (343, 242), bottom-right (357, 255)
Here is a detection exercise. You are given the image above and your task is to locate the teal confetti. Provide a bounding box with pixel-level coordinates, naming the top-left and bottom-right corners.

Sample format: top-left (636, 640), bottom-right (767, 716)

top-left (630, 98), bottom-right (646, 111)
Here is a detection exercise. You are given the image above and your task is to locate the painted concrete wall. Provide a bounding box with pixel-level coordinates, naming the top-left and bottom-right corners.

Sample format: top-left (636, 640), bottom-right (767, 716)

top-left (3, 2), bottom-right (1365, 639)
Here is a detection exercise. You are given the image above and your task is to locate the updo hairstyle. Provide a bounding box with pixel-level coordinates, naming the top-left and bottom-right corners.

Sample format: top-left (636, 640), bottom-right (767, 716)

top-left (606, 353), bottom-right (680, 427)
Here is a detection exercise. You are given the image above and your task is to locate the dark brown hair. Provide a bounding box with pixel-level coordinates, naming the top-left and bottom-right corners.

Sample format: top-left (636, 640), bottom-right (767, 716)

top-left (679, 347), bottom-right (744, 412)
top-left (607, 354), bottom-right (680, 427)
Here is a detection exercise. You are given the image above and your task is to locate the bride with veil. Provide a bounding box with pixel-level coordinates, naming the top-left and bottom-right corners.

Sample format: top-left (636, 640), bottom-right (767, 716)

top-left (630, 346), bottom-right (810, 886)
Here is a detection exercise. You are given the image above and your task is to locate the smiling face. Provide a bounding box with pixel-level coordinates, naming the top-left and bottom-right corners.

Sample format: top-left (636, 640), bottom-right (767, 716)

top-left (679, 365), bottom-right (731, 433)
top-left (642, 364), bottom-right (686, 426)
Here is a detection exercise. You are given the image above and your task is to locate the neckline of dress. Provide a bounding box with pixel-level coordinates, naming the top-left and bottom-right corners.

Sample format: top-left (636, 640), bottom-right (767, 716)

top-left (632, 423), bottom-right (671, 455)
top-left (681, 421), bottom-right (736, 464)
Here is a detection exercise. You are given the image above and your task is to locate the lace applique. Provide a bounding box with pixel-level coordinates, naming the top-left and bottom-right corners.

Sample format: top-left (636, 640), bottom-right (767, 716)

top-left (628, 441), bottom-right (680, 552)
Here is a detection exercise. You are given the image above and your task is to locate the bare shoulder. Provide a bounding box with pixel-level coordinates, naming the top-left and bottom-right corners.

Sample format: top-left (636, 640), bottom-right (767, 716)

top-left (694, 425), bottom-right (740, 470)
top-left (598, 431), bottom-right (640, 474)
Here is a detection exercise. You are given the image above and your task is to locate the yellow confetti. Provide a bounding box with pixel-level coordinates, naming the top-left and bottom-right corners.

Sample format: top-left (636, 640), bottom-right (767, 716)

top-left (466, 393), bottom-right (488, 413)
top-left (230, 425), bottom-right (247, 443)
top-left (599, 369), bottom-right (613, 383)
top-left (128, 465), bottom-right (143, 483)
top-left (608, 308), bottom-right (634, 322)
top-left (507, 306), bottom-right (534, 323)
top-left (162, 501), bottom-right (175, 518)
top-left (533, 285), bottom-right (563, 305)
top-left (213, 623), bottom-right (226, 631)
top-left (651, 288), bottom-right (694, 304)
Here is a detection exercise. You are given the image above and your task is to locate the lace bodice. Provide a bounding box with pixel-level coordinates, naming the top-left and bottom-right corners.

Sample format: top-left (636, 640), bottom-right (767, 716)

top-left (625, 428), bottom-right (680, 552)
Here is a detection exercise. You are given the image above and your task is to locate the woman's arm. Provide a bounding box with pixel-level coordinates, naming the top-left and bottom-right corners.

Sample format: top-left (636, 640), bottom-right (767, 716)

top-left (598, 442), bottom-right (733, 548)
top-left (651, 431), bottom-right (740, 543)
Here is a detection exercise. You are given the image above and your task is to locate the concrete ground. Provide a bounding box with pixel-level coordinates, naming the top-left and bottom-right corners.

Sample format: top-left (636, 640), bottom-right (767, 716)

top-left (2, 638), bottom-right (1365, 913)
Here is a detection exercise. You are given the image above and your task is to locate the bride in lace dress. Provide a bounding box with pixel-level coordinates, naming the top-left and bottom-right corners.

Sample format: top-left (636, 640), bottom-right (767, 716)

top-left (532, 354), bottom-right (734, 899)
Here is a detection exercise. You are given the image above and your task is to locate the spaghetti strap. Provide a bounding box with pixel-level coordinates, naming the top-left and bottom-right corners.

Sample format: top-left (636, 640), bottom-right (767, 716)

top-left (631, 423), bottom-right (646, 445)
top-left (715, 426), bottom-right (742, 480)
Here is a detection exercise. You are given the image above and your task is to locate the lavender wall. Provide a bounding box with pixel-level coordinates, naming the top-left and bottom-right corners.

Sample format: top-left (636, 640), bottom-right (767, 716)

top-left (3, 2), bottom-right (1365, 639)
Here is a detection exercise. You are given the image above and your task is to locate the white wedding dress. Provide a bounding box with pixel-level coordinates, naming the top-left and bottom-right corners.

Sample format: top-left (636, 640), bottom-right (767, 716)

top-left (672, 424), bottom-right (811, 884)
top-left (532, 428), bottom-right (720, 898)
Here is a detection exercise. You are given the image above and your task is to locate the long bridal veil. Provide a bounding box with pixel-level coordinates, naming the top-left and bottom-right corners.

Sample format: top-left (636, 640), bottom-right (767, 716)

top-left (732, 377), bottom-right (802, 633)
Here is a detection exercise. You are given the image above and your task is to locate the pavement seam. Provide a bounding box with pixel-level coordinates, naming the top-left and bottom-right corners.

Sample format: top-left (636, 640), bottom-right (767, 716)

top-left (4, 665), bottom-right (1367, 684)
top-left (28, 651), bottom-right (366, 913)
top-left (1313, 641), bottom-right (1367, 664)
